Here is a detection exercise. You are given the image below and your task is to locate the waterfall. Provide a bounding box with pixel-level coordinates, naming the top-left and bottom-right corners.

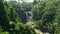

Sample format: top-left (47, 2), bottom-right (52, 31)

top-left (25, 12), bottom-right (29, 21)
top-left (24, 11), bottom-right (34, 25)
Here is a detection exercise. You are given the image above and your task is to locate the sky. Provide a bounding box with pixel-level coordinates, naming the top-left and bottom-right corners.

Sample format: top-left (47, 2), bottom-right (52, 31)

top-left (5, 0), bottom-right (34, 2)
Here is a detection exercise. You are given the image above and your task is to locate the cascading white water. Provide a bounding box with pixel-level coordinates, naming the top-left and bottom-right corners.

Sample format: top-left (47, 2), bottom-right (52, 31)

top-left (25, 12), bottom-right (29, 21)
top-left (24, 11), bottom-right (34, 25)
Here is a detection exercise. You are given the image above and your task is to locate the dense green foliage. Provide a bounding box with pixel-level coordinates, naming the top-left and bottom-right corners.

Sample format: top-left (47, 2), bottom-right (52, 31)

top-left (0, 0), bottom-right (60, 34)
top-left (32, 0), bottom-right (60, 34)
top-left (0, 0), bottom-right (37, 34)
